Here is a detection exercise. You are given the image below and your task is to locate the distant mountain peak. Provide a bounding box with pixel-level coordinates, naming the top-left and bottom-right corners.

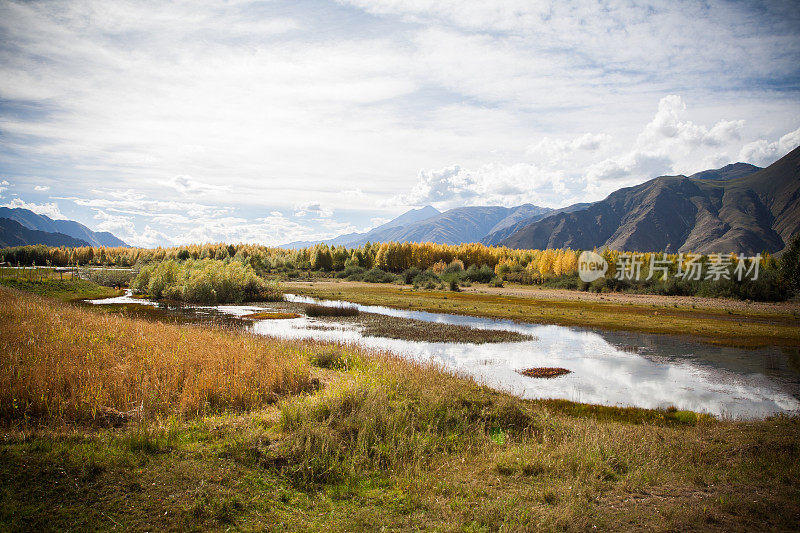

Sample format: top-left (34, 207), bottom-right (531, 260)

top-left (689, 162), bottom-right (761, 181)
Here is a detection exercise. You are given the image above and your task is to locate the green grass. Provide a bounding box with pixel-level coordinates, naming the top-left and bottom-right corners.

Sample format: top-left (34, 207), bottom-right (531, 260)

top-left (0, 277), bottom-right (121, 301)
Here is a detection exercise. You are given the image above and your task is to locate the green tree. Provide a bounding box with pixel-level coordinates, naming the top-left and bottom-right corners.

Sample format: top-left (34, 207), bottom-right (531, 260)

top-left (779, 235), bottom-right (800, 296)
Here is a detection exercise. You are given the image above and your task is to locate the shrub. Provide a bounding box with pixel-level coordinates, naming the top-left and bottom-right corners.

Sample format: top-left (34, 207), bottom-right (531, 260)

top-left (540, 274), bottom-right (581, 291)
top-left (442, 259), bottom-right (465, 275)
top-left (412, 269), bottom-right (440, 289)
top-left (464, 264), bottom-right (495, 283)
top-left (400, 267), bottom-right (422, 284)
top-left (335, 265), bottom-right (365, 280)
top-left (81, 268), bottom-right (136, 287)
top-left (361, 268), bottom-right (397, 283)
top-left (502, 269), bottom-right (537, 284)
top-left (131, 260), bottom-right (282, 304)
top-left (488, 277), bottom-right (504, 288)
top-left (310, 348), bottom-right (359, 370)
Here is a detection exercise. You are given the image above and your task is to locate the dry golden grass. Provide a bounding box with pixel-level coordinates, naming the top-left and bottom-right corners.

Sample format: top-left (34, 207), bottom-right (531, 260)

top-left (0, 286), bottom-right (311, 423)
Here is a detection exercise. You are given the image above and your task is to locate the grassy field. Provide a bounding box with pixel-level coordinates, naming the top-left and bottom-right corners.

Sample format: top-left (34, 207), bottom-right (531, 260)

top-left (1, 282), bottom-right (799, 531)
top-left (286, 281), bottom-right (800, 348)
top-left (0, 276), bottom-right (121, 301)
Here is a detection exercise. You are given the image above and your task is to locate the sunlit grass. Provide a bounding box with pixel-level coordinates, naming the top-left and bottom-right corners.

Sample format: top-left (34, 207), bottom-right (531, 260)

top-left (0, 276), bottom-right (120, 301)
top-left (0, 286), bottom-right (311, 422)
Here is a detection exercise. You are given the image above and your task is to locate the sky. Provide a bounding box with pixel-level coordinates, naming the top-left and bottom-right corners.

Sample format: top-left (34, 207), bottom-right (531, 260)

top-left (1, 0), bottom-right (799, 247)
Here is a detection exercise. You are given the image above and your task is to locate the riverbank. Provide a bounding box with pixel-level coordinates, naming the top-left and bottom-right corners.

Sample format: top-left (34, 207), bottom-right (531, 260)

top-left (0, 276), bottom-right (121, 301)
top-left (285, 280), bottom-right (800, 348)
top-left (1, 282), bottom-right (799, 530)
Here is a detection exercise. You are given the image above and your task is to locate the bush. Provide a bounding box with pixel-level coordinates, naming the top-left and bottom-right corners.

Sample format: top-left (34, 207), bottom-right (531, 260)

top-left (81, 268), bottom-right (136, 287)
top-left (361, 268), bottom-right (397, 283)
top-left (502, 269), bottom-right (537, 284)
top-left (400, 267), bottom-right (422, 284)
top-left (442, 259), bottom-right (464, 275)
top-left (335, 265), bottom-right (365, 280)
top-left (412, 269), bottom-right (440, 289)
top-left (540, 274), bottom-right (581, 290)
top-left (310, 348), bottom-right (359, 370)
top-left (488, 277), bottom-right (504, 288)
top-left (464, 264), bottom-right (495, 283)
top-left (131, 260), bottom-right (283, 304)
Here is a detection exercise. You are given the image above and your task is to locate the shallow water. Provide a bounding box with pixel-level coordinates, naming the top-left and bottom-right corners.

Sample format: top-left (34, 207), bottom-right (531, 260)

top-left (89, 291), bottom-right (800, 419)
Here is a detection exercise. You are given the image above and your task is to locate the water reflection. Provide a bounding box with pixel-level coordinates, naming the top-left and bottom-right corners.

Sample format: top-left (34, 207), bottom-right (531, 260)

top-left (89, 291), bottom-right (800, 419)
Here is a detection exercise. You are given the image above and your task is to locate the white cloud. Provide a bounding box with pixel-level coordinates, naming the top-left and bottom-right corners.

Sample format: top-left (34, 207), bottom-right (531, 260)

top-left (0, 180), bottom-right (8, 196)
top-left (93, 209), bottom-right (136, 235)
top-left (393, 94), bottom-right (794, 208)
top-left (0, 1), bottom-right (798, 244)
top-left (169, 175), bottom-right (230, 195)
top-left (738, 127), bottom-right (800, 167)
top-left (393, 162), bottom-right (566, 208)
top-left (294, 202), bottom-right (333, 218)
top-left (527, 133), bottom-right (611, 165)
top-left (585, 152), bottom-right (673, 183)
top-left (33, 185), bottom-right (50, 191)
top-left (638, 95), bottom-right (744, 150)
top-left (1, 198), bottom-right (66, 219)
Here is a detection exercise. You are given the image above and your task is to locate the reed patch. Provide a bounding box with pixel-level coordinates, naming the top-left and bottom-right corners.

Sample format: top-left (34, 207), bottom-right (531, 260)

top-left (0, 286), bottom-right (311, 423)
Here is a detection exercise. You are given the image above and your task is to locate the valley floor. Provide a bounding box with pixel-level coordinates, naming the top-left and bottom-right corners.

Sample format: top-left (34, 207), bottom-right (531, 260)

top-left (1, 280), bottom-right (799, 531)
top-left (285, 280), bottom-right (800, 348)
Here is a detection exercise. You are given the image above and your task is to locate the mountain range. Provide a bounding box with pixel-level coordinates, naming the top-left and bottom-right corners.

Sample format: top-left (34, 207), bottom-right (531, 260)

top-left (501, 148), bottom-right (799, 254)
top-left (0, 207), bottom-right (128, 248)
top-left (282, 146), bottom-right (799, 255)
top-left (0, 218), bottom-right (94, 248)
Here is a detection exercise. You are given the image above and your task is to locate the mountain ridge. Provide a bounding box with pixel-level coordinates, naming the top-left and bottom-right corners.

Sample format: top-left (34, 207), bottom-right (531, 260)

top-left (0, 218), bottom-right (93, 248)
top-left (0, 207), bottom-right (128, 247)
top-left (500, 150), bottom-right (797, 254)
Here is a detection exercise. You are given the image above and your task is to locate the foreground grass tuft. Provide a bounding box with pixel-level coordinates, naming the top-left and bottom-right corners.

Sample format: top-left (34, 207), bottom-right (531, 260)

top-left (276, 368), bottom-right (538, 485)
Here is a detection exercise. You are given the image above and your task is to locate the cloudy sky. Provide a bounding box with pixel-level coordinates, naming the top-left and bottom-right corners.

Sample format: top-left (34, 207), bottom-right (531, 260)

top-left (1, 0), bottom-right (799, 247)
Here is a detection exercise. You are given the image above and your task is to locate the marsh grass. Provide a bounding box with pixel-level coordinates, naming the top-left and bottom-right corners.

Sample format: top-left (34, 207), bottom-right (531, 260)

top-left (2, 280), bottom-right (799, 530)
top-left (310, 310), bottom-right (535, 343)
top-left (519, 367), bottom-right (572, 378)
top-left (0, 277), bottom-right (120, 301)
top-left (304, 304), bottom-right (359, 317)
top-left (276, 360), bottom-right (538, 485)
top-left (0, 286), bottom-right (311, 423)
